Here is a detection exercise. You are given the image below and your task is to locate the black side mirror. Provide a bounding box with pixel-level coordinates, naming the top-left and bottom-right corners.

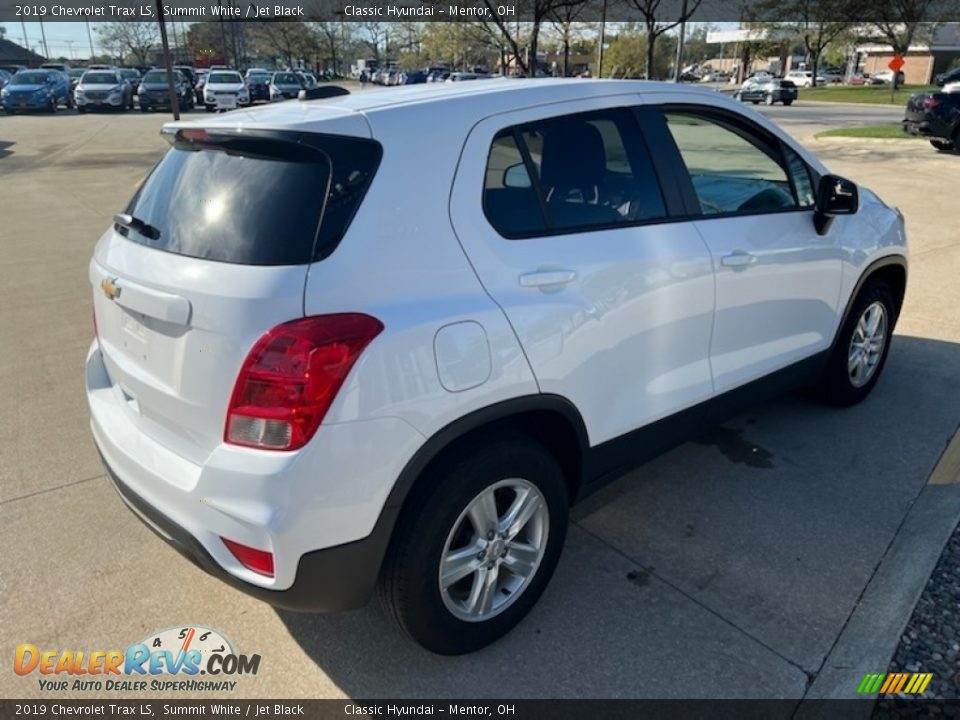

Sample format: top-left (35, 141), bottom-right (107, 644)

top-left (814, 174), bottom-right (859, 235)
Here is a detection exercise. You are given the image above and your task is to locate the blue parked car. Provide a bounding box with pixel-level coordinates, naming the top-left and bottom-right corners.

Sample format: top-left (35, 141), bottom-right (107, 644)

top-left (1, 69), bottom-right (73, 113)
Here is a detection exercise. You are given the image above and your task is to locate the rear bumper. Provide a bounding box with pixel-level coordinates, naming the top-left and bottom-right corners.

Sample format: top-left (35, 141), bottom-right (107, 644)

top-left (86, 341), bottom-right (423, 611)
top-left (102, 452), bottom-right (395, 612)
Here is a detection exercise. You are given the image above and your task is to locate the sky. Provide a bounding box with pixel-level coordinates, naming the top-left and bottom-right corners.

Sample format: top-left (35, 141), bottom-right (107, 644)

top-left (2, 20), bottom-right (738, 61)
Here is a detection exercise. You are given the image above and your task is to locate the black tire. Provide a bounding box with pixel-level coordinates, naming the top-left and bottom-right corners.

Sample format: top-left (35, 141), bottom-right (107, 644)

top-left (783, 99), bottom-right (794, 106)
top-left (48, 96), bottom-right (57, 114)
top-left (816, 279), bottom-right (896, 406)
top-left (77, 106), bottom-right (86, 114)
top-left (66, 94), bottom-right (73, 109)
top-left (379, 434), bottom-right (569, 655)
top-left (140, 104), bottom-right (149, 113)
top-left (930, 139), bottom-right (954, 152)
top-left (764, 93), bottom-right (775, 106)
top-left (751, 100), bottom-right (760, 105)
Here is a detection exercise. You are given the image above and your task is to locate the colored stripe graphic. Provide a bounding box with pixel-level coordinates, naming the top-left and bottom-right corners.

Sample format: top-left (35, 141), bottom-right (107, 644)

top-left (858, 672), bottom-right (934, 694)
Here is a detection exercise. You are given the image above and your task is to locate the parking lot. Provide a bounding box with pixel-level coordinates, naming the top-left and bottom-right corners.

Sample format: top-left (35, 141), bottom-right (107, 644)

top-left (1, 101), bottom-right (959, 700)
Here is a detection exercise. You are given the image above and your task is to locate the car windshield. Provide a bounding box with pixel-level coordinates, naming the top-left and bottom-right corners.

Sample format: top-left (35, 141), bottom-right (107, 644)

top-left (143, 71), bottom-right (169, 83)
top-left (273, 73), bottom-right (298, 84)
top-left (13, 71), bottom-right (49, 84)
top-left (83, 72), bottom-right (118, 84)
top-left (209, 72), bottom-right (241, 84)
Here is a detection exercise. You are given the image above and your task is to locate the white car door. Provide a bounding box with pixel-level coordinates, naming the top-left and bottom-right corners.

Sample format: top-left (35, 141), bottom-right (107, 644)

top-left (449, 98), bottom-right (716, 448)
top-left (656, 105), bottom-right (844, 394)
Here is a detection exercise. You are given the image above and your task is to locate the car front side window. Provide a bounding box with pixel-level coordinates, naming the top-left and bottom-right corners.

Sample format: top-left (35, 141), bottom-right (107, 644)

top-left (664, 110), bottom-right (798, 216)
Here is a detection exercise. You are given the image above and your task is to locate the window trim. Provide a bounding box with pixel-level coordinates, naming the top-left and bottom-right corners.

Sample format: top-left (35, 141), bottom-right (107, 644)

top-left (656, 104), bottom-right (819, 223)
top-left (480, 105), bottom-right (674, 241)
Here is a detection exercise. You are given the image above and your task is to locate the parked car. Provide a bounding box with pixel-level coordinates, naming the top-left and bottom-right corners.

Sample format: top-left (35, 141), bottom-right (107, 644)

top-left (246, 72), bottom-right (271, 103)
top-left (119, 68), bottom-right (142, 95)
top-left (903, 91), bottom-right (960, 152)
top-left (1, 69), bottom-right (72, 113)
top-left (934, 66), bottom-right (960, 87)
top-left (785, 70), bottom-right (826, 88)
top-left (203, 70), bottom-right (250, 111)
top-left (0, 64), bottom-right (26, 76)
top-left (75, 69), bottom-right (134, 112)
top-left (700, 71), bottom-right (732, 83)
top-left (872, 69), bottom-right (905, 85)
top-left (174, 65), bottom-right (198, 88)
top-left (245, 68), bottom-right (269, 78)
top-left (87, 80), bottom-right (908, 655)
top-left (820, 67), bottom-right (846, 84)
top-left (68, 68), bottom-right (85, 94)
top-left (40, 62), bottom-right (70, 73)
top-left (739, 78), bottom-right (798, 105)
top-left (137, 69), bottom-right (194, 112)
top-left (403, 71), bottom-right (428, 85)
top-left (194, 75), bottom-right (207, 105)
top-left (0, 69), bottom-right (11, 90)
top-left (88, 64), bottom-right (114, 71)
top-left (269, 71), bottom-right (302, 100)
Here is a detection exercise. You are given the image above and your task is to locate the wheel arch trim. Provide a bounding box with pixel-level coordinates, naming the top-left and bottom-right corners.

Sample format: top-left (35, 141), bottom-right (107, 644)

top-left (833, 254), bottom-right (908, 349)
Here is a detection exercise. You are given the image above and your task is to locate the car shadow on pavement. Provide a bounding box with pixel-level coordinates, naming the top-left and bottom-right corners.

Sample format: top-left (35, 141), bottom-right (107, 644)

top-left (0, 140), bottom-right (14, 159)
top-left (276, 334), bottom-right (960, 699)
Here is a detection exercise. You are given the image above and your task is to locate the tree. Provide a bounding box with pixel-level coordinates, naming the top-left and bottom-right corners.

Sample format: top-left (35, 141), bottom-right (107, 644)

top-left (96, 22), bottom-right (159, 67)
top-left (549, 4), bottom-right (590, 76)
top-left (249, 21), bottom-right (316, 68)
top-left (759, 0), bottom-right (866, 84)
top-left (480, 0), bottom-right (590, 75)
top-left (621, 0), bottom-right (704, 79)
top-left (868, 0), bottom-right (951, 89)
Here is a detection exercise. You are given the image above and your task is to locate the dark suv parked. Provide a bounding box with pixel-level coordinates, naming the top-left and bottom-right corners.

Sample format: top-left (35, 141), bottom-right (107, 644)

top-left (903, 92), bottom-right (960, 152)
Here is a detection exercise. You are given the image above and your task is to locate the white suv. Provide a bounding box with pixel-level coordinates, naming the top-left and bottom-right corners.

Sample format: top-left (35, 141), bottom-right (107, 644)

top-left (87, 80), bottom-right (907, 654)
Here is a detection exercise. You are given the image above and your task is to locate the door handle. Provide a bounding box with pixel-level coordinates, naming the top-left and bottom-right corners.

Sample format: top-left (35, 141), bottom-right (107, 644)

top-left (519, 270), bottom-right (577, 288)
top-left (720, 252), bottom-right (757, 268)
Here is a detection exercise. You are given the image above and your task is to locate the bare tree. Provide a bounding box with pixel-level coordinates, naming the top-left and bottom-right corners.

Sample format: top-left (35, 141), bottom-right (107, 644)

top-left (621, 0), bottom-right (704, 79)
top-left (359, 22), bottom-right (389, 63)
top-left (480, 0), bottom-right (590, 75)
top-left (550, 3), bottom-right (590, 76)
top-left (868, 0), bottom-right (953, 88)
top-left (95, 22), bottom-right (159, 66)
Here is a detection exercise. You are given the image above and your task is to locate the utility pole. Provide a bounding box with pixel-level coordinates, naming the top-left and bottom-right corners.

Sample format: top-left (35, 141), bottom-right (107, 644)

top-left (38, 18), bottom-right (50, 58)
top-left (673, 0), bottom-right (688, 82)
top-left (85, 21), bottom-right (95, 59)
top-left (597, 0), bottom-right (607, 78)
top-left (20, 19), bottom-right (29, 53)
top-left (155, 0), bottom-right (180, 120)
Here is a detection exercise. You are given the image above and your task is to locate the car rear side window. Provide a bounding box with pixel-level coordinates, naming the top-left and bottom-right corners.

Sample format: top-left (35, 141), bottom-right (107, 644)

top-left (483, 107), bottom-right (666, 238)
top-left (120, 132), bottom-right (381, 265)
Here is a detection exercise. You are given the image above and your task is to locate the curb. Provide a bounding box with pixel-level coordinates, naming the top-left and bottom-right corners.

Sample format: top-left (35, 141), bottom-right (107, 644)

top-left (798, 427), bottom-right (960, 705)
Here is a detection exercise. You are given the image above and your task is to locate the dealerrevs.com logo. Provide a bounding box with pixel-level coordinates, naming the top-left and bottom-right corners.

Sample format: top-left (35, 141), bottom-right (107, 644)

top-left (14, 625), bottom-right (261, 693)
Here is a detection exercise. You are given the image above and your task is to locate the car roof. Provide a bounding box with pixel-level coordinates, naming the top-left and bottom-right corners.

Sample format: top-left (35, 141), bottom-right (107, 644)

top-left (167, 79), bottom-right (735, 137)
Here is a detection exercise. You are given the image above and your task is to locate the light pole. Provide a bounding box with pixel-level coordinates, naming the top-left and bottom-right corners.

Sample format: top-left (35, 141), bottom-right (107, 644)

top-left (85, 21), bottom-right (95, 59)
top-left (155, 0), bottom-right (180, 120)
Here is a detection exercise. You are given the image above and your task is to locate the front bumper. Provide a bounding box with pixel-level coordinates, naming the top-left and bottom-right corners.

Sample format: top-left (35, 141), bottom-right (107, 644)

top-left (86, 342), bottom-right (421, 612)
top-left (77, 96), bottom-right (124, 108)
top-left (2, 96), bottom-right (48, 110)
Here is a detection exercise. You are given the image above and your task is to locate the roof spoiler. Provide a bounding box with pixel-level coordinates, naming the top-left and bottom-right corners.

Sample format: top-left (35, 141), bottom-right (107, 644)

top-left (299, 85), bottom-right (350, 101)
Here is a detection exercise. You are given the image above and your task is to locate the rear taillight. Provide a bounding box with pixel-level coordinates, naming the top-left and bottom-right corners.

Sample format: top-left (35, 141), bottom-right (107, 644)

top-left (923, 96), bottom-right (940, 110)
top-left (221, 537), bottom-right (274, 577)
top-left (225, 314), bottom-right (383, 451)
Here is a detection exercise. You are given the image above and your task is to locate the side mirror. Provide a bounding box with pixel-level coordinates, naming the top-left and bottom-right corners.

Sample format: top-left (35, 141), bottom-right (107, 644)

top-left (814, 174), bottom-right (859, 235)
top-left (503, 163), bottom-right (532, 189)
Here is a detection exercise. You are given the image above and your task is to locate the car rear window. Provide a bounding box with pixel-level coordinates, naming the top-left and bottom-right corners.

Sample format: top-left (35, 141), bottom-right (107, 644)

top-left (83, 72), bottom-right (118, 84)
top-left (119, 131), bottom-right (381, 265)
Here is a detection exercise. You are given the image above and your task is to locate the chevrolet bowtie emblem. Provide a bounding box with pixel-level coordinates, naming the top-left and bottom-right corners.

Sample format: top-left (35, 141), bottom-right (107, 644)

top-left (100, 277), bottom-right (122, 301)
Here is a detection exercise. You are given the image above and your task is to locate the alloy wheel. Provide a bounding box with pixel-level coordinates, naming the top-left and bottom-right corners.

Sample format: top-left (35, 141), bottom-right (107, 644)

top-left (439, 478), bottom-right (549, 622)
top-left (847, 301), bottom-right (887, 387)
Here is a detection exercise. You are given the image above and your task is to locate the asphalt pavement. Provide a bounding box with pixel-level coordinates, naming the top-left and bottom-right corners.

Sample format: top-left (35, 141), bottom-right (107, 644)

top-left (0, 105), bottom-right (957, 701)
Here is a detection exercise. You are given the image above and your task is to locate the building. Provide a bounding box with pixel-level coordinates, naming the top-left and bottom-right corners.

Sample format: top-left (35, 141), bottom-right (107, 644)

top-left (856, 23), bottom-right (960, 85)
top-left (0, 37), bottom-right (47, 68)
